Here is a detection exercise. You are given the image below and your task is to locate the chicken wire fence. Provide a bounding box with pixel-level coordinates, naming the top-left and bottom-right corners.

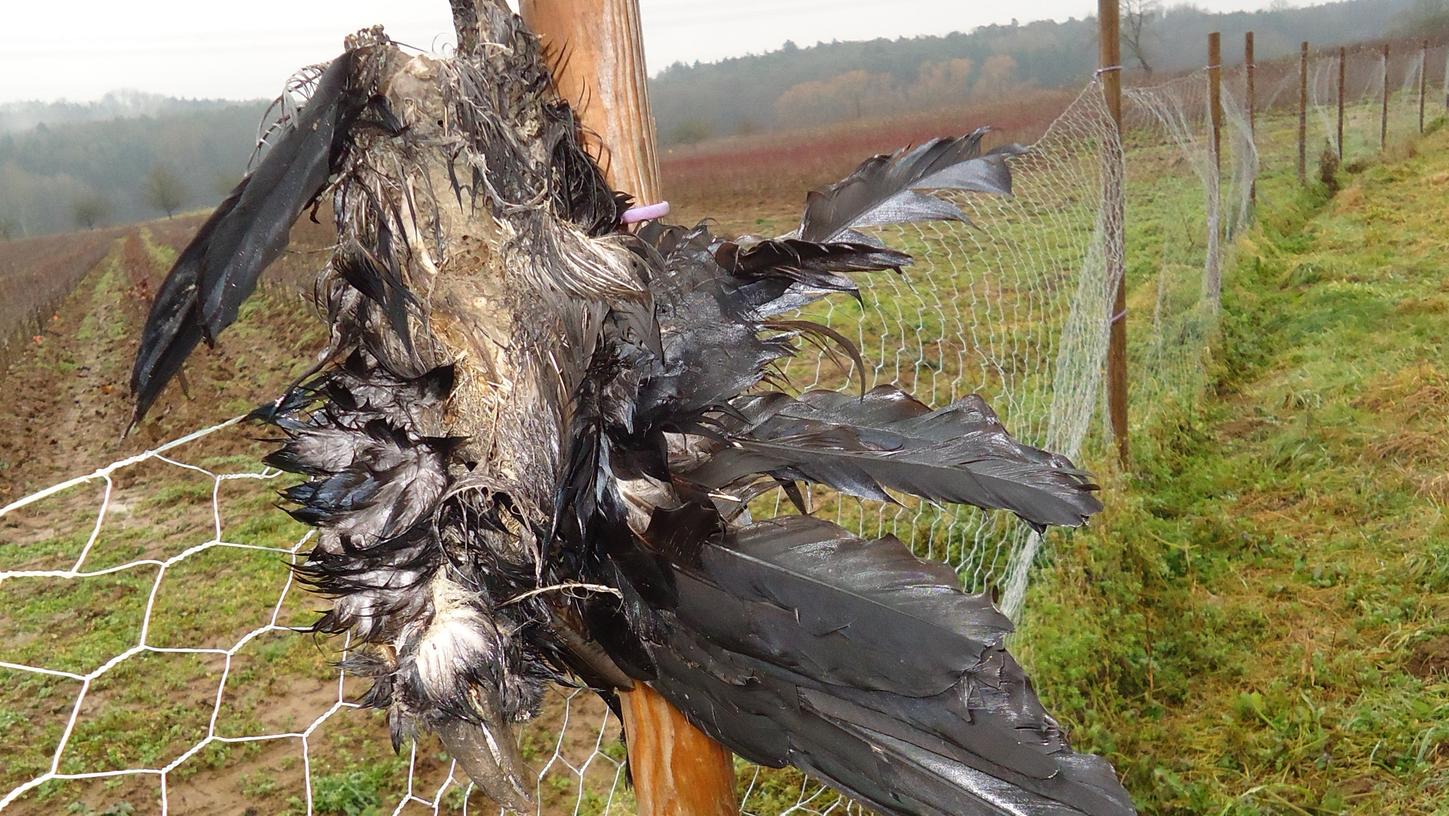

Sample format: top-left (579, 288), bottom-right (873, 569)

top-left (1304, 42), bottom-right (1445, 163)
top-left (15, 46), bottom-right (1444, 813)
top-left (773, 80), bottom-right (1123, 621)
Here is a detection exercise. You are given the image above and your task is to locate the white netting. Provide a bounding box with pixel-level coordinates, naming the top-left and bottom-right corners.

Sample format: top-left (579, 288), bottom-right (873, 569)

top-left (1307, 42), bottom-right (1446, 166)
top-left (767, 81), bottom-right (1123, 622)
top-left (0, 419), bottom-right (629, 815)
top-left (1117, 68), bottom-right (1258, 427)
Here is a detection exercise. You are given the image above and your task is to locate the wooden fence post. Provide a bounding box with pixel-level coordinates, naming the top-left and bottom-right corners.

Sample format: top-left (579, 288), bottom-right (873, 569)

top-left (1381, 43), bottom-right (1390, 151)
top-left (1207, 32), bottom-right (1222, 301)
top-left (1099, 0), bottom-right (1128, 467)
top-left (1338, 47), bottom-right (1346, 160)
top-left (1298, 41), bottom-right (1308, 183)
top-left (1246, 31), bottom-right (1256, 207)
top-left (1420, 39), bottom-right (1429, 133)
top-left (518, 3), bottom-right (740, 815)
top-left (1209, 33), bottom-right (1222, 177)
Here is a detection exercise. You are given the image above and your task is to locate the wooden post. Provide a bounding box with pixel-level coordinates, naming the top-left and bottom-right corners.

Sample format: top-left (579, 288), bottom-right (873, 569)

top-left (520, 0), bottom-right (662, 199)
top-left (1420, 39), bottom-right (1429, 133)
top-left (1099, 0), bottom-right (1128, 467)
top-left (518, 3), bottom-right (739, 815)
top-left (1207, 32), bottom-right (1222, 302)
top-left (1209, 33), bottom-right (1222, 177)
top-left (1381, 44), bottom-right (1391, 151)
top-left (1298, 41), bottom-right (1308, 183)
top-left (1246, 31), bottom-right (1256, 207)
top-left (1338, 47), bottom-right (1346, 160)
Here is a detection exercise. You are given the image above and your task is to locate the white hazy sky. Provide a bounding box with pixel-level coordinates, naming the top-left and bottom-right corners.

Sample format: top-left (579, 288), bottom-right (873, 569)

top-left (0, 0), bottom-right (1294, 103)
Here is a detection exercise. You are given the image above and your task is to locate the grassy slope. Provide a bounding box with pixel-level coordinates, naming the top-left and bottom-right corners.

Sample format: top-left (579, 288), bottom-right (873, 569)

top-left (1021, 129), bottom-right (1449, 814)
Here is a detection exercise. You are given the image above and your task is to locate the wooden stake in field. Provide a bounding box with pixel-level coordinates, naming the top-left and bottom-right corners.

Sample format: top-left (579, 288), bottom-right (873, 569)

top-left (519, 2), bottom-right (740, 814)
top-left (1338, 47), bottom-right (1346, 160)
top-left (1099, 0), bottom-right (1128, 467)
top-left (1246, 31), bottom-right (1256, 207)
top-left (1209, 33), bottom-right (1222, 177)
top-left (1420, 39), bottom-right (1429, 133)
top-left (1207, 31), bottom-right (1223, 301)
top-left (1380, 43), bottom-right (1390, 151)
top-left (1298, 41), bottom-right (1308, 183)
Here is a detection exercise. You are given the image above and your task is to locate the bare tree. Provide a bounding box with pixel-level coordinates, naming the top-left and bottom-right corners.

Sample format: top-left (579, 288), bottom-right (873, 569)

top-left (1121, 0), bottom-right (1160, 75)
top-left (145, 164), bottom-right (186, 218)
top-left (72, 194), bottom-right (110, 230)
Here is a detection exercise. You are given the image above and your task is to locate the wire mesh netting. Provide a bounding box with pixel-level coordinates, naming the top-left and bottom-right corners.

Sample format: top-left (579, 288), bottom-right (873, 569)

top-left (4, 42), bottom-right (1445, 814)
top-left (0, 419), bottom-right (633, 815)
top-left (1305, 42), bottom-right (1446, 166)
top-left (769, 80), bottom-right (1122, 620)
top-left (1119, 68), bottom-right (1256, 429)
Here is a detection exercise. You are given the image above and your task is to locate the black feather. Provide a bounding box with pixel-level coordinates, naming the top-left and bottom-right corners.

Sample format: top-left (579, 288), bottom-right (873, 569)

top-left (686, 386), bottom-right (1102, 530)
top-left (128, 180), bottom-right (248, 427)
top-left (129, 49), bottom-right (373, 426)
top-left (799, 130), bottom-right (1026, 243)
top-left (626, 513), bottom-right (1133, 816)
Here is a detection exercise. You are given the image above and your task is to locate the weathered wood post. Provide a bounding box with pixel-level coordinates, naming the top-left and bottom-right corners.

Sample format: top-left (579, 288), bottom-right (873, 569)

top-left (1246, 31), bottom-right (1256, 207)
top-left (1421, 39), bottom-right (1429, 132)
top-left (1207, 31), bottom-right (1223, 301)
top-left (1338, 46), bottom-right (1346, 160)
top-left (1209, 32), bottom-right (1222, 177)
top-left (1298, 41), bottom-right (1308, 183)
top-left (1099, 0), bottom-right (1128, 466)
top-left (518, 2), bottom-right (740, 814)
top-left (1381, 43), bottom-right (1391, 151)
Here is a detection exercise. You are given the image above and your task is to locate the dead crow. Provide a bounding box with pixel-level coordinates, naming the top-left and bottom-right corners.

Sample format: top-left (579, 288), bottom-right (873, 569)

top-left (130, 4), bottom-right (1134, 815)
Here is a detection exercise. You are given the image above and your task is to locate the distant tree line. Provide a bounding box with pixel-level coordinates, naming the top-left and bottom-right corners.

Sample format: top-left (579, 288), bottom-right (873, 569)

top-left (0, 102), bottom-right (264, 237)
top-left (651, 0), bottom-right (1425, 145)
top-left (0, 0), bottom-right (1437, 236)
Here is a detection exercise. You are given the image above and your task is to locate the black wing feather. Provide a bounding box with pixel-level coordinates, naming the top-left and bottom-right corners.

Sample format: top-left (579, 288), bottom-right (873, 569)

top-left (686, 386), bottom-right (1102, 530)
top-left (129, 49), bottom-right (369, 426)
top-left (799, 130), bottom-right (1026, 243)
top-left (620, 513), bottom-right (1134, 816)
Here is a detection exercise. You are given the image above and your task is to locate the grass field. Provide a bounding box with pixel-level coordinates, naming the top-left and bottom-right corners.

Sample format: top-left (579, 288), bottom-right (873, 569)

top-left (0, 78), bottom-right (1445, 815)
top-left (1021, 126), bottom-right (1449, 814)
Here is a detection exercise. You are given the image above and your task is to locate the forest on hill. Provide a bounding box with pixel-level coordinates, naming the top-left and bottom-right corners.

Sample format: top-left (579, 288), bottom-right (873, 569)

top-left (650, 0), bottom-right (1436, 144)
top-left (0, 103), bottom-right (265, 240)
top-left (0, 0), bottom-right (1443, 238)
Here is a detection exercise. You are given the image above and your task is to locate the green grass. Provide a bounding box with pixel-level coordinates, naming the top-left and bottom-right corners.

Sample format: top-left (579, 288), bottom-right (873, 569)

top-left (1019, 126), bottom-right (1449, 815)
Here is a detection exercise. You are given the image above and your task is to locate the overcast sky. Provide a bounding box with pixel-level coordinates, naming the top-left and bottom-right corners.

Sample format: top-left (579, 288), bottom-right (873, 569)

top-left (0, 0), bottom-right (1295, 104)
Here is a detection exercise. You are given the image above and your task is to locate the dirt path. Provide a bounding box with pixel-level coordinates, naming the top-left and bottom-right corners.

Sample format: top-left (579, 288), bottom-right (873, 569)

top-left (0, 222), bottom-right (326, 503)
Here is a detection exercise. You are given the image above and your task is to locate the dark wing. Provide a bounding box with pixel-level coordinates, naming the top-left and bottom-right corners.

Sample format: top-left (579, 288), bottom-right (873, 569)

top-left (798, 129), bottom-right (1025, 243)
top-left (129, 49), bottom-right (375, 427)
top-left (631, 513), bottom-right (1134, 816)
top-left (551, 134), bottom-right (1129, 813)
top-left (686, 386), bottom-right (1102, 531)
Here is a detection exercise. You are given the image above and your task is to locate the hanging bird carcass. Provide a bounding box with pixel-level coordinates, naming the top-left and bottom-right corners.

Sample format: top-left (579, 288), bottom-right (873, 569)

top-left (129, 4), bottom-right (1136, 815)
